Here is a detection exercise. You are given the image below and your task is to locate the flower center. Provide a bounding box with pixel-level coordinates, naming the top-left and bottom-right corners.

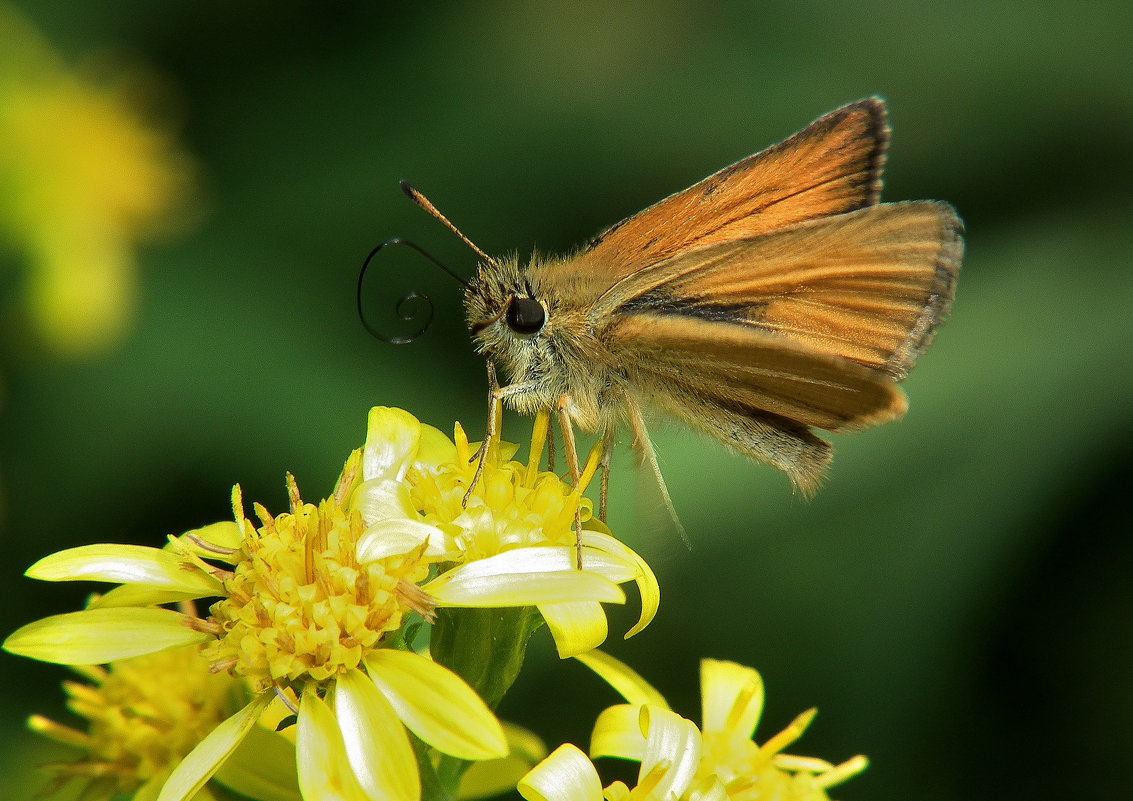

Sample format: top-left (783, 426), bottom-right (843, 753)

top-left (408, 420), bottom-right (595, 560)
top-left (204, 476), bottom-right (431, 692)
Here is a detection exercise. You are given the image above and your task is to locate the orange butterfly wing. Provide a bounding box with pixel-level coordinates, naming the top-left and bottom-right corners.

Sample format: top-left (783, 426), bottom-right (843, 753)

top-left (599, 201), bottom-right (963, 383)
top-left (581, 98), bottom-right (889, 274)
top-left (598, 202), bottom-right (961, 492)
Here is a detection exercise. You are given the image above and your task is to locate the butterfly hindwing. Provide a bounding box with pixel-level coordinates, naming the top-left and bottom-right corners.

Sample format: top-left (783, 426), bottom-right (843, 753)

top-left (599, 201), bottom-right (963, 380)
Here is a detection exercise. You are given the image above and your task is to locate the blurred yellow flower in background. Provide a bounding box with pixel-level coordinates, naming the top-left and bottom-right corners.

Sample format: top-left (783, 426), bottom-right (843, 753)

top-left (0, 3), bottom-right (196, 357)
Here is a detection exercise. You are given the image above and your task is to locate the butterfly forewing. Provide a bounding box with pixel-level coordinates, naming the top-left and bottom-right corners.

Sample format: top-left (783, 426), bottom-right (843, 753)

top-left (580, 98), bottom-right (889, 282)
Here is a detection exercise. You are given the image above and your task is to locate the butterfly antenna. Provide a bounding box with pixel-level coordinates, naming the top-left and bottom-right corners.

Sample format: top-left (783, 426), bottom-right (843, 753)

top-left (400, 180), bottom-right (498, 266)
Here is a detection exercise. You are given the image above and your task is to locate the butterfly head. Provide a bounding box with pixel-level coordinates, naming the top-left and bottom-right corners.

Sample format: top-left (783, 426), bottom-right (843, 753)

top-left (464, 256), bottom-right (559, 401)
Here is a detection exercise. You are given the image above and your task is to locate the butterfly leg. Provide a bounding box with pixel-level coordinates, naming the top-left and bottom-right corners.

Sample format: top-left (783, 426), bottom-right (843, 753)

top-left (554, 394), bottom-right (584, 570)
top-left (599, 426), bottom-right (615, 522)
top-left (464, 359), bottom-right (541, 507)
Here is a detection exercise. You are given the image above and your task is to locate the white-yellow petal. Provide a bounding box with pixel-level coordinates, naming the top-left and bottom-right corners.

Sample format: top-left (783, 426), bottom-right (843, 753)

top-left (334, 667), bottom-right (419, 801)
top-left (518, 744), bottom-right (603, 801)
top-left (414, 423), bottom-right (458, 468)
top-left (3, 608), bottom-right (209, 664)
top-left (458, 722), bottom-right (548, 800)
top-left (356, 518), bottom-right (448, 563)
top-left (699, 659), bottom-right (764, 740)
top-left (581, 532), bottom-right (659, 639)
top-left (538, 601), bottom-right (608, 659)
top-left (363, 407), bottom-right (421, 482)
top-left (494, 544), bottom-right (640, 584)
top-left (88, 583), bottom-right (220, 610)
top-left (574, 650), bottom-right (668, 708)
top-left (351, 479), bottom-right (419, 525)
top-left (26, 544), bottom-right (223, 596)
top-left (639, 706), bottom-right (701, 801)
top-left (297, 687), bottom-right (371, 801)
top-left (156, 693), bottom-right (273, 801)
top-left (686, 775), bottom-right (730, 801)
top-left (589, 704), bottom-right (646, 761)
top-left (181, 520), bottom-right (244, 553)
top-left (424, 548), bottom-right (626, 607)
top-left (364, 650), bottom-right (506, 760)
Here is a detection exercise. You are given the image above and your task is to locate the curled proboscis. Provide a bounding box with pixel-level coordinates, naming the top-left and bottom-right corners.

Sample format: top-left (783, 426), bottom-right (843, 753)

top-left (356, 237), bottom-right (467, 345)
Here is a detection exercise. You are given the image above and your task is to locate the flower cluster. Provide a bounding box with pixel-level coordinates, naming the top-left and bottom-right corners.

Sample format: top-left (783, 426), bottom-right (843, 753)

top-left (5, 404), bottom-right (865, 801)
top-left (4, 407), bottom-right (658, 801)
top-left (528, 651), bottom-right (869, 801)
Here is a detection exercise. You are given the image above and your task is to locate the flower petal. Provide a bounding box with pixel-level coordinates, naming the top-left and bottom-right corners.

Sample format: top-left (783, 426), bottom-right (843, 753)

top-left (216, 721), bottom-right (302, 801)
top-left (589, 704), bottom-right (646, 761)
top-left (363, 407), bottom-right (421, 482)
top-left (356, 518), bottom-right (447, 563)
top-left (334, 666), bottom-right (419, 801)
top-left (538, 601), bottom-right (608, 658)
top-left (414, 423), bottom-right (458, 468)
top-left (639, 706), bottom-right (701, 801)
top-left (364, 650), bottom-right (507, 760)
top-left (700, 659), bottom-right (763, 740)
top-left (686, 776), bottom-right (730, 801)
top-left (156, 693), bottom-right (273, 801)
top-left (297, 687), bottom-right (371, 801)
top-left (459, 722), bottom-right (548, 800)
top-left (88, 583), bottom-right (220, 610)
top-left (582, 532), bottom-right (659, 638)
top-left (181, 520), bottom-right (244, 553)
top-left (424, 548), bottom-right (626, 607)
top-left (3, 608), bottom-right (209, 664)
top-left (26, 544), bottom-right (222, 596)
top-left (518, 743), bottom-right (603, 801)
top-left (351, 478), bottom-right (419, 525)
top-left (574, 650), bottom-right (668, 708)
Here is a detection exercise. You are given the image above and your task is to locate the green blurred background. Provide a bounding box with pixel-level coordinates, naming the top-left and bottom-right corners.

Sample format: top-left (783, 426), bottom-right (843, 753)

top-left (1, 2), bottom-right (1130, 799)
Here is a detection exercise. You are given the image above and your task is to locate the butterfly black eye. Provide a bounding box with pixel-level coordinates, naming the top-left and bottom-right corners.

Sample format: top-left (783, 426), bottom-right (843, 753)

top-left (505, 296), bottom-right (546, 336)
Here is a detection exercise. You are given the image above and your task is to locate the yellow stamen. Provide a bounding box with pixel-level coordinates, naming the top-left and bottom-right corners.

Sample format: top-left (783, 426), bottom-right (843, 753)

top-left (28, 714), bottom-right (91, 748)
top-left (814, 755), bottom-right (869, 788)
top-left (724, 676), bottom-right (761, 734)
top-left (759, 708), bottom-right (817, 757)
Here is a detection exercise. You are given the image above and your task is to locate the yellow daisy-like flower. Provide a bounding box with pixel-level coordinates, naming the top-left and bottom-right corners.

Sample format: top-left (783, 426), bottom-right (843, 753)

top-left (5, 446), bottom-right (507, 801)
top-left (353, 407), bottom-right (660, 658)
top-left (25, 645), bottom-right (275, 801)
top-left (518, 708), bottom-right (716, 801)
top-left (576, 651), bottom-right (867, 801)
top-left (0, 4), bottom-right (195, 355)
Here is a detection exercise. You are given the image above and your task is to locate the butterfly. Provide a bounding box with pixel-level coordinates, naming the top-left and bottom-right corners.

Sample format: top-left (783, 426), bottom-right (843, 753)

top-left (399, 97), bottom-right (962, 550)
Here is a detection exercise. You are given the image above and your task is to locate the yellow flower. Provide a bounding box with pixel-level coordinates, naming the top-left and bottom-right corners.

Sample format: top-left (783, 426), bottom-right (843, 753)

top-left (5, 448), bottom-right (507, 801)
top-left (353, 407), bottom-right (660, 658)
top-left (578, 651), bottom-right (867, 801)
top-left (518, 709), bottom-right (715, 801)
top-left (0, 4), bottom-right (195, 355)
top-left (3, 406), bottom-right (664, 800)
top-left (24, 645), bottom-right (275, 801)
